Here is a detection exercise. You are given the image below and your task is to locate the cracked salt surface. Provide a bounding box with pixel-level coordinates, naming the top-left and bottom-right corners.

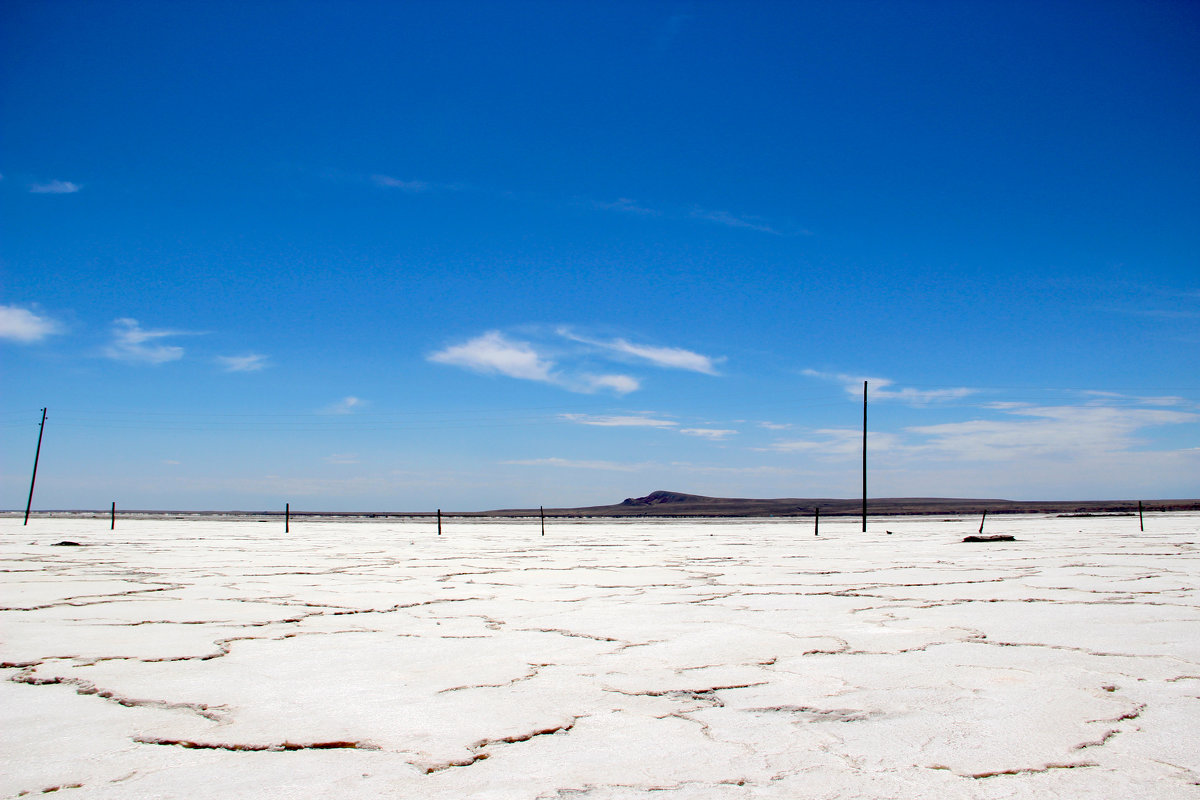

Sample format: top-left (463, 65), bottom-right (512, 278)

top-left (2, 514), bottom-right (1198, 798)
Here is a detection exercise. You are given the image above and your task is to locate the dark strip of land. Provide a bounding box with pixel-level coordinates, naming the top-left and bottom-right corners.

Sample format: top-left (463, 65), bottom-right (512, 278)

top-left (479, 490), bottom-right (1200, 518)
top-left (11, 490), bottom-right (1200, 519)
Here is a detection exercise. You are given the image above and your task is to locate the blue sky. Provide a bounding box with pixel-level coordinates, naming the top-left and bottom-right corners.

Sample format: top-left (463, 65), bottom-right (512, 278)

top-left (2, 0), bottom-right (1198, 511)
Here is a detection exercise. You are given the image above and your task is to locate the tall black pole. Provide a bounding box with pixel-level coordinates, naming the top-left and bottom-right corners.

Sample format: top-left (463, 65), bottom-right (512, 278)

top-left (285, 503), bottom-right (290, 533)
top-left (540, 505), bottom-right (545, 536)
top-left (814, 506), bottom-right (819, 536)
top-left (111, 501), bottom-right (116, 530)
top-left (1138, 500), bottom-right (1144, 531)
top-left (862, 381), bottom-right (867, 533)
top-left (437, 509), bottom-right (442, 536)
top-left (24, 408), bottom-right (47, 526)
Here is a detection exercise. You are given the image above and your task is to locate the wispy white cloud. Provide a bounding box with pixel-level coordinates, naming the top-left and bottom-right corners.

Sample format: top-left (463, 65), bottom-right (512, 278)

top-left (1080, 390), bottom-right (1190, 408)
top-left (759, 421), bottom-right (792, 430)
top-left (325, 396), bottom-right (364, 415)
top-left (558, 328), bottom-right (724, 375)
top-left (371, 174), bottom-right (431, 192)
top-left (802, 369), bottom-right (975, 404)
top-left (29, 179), bottom-right (82, 194)
top-left (690, 207), bottom-right (783, 234)
top-left (560, 413), bottom-right (678, 428)
top-left (430, 331), bottom-right (557, 383)
top-left (0, 304), bottom-right (63, 343)
top-left (582, 373), bottom-right (641, 395)
top-left (429, 331), bottom-right (639, 395)
top-left (905, 404), bottom-right (1198, 462)
top-left (216, 353), bottom-right (270, 373)
top-left (104, 318), bottom-right (193, 364)
top-left (325, 453), bottom-right (360, 465)
top-left (679, 428), bottom-right (738, 440)
top-left (764, 400), bottom-right (1197, 475)
top-left (594, 197), bottom-right (661, 216)
top-left (766, 428), bottom-right (902, 456)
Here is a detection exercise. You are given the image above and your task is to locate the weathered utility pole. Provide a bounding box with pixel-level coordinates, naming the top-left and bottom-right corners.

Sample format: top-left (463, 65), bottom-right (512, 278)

top-left (24, 408), bottom-right (47, 526)
top-left (862, 382), bottom-right (867, 533)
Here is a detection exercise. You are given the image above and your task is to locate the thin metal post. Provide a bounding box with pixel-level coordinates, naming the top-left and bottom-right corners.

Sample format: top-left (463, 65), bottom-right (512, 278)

top-left (437, 509), bottom-right (442, 536)
top-left (814, 506), bottom-right (819, 536)
top-left (540, 505), bottom-right (545, 536)
top-left (24, 408), bottom-right (47, 526)
top-left (111, 501), bottom-right (116, 530)
top-left (862, 382), bottom-right (867, 533)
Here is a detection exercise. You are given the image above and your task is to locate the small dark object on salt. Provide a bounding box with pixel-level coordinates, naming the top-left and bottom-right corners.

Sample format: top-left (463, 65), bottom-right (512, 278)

top-left (886, 530), bottom-right (893, 534)
top-left (962, 534), bottom-right (1015, 543)
top-left (52, 541), bottom-right (82, 546)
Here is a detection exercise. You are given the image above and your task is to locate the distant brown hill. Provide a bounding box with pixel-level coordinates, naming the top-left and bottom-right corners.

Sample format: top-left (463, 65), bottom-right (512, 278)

top-left (481, 490), bottom-right (1200, 517)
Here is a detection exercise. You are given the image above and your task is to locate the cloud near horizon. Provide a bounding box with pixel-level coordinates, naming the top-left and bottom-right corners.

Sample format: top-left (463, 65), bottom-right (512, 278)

top-left (560, 413), bottom-right (678, 428)
top-left (802, 369), bottom-right (975, 404)
top-left (766, 401), bottom-right (1198, 467)
top-left (0, 305), bottom-right (63, 343)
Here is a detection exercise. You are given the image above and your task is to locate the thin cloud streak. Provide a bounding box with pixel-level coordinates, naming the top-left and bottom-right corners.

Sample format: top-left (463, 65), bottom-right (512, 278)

top-left (679, 428), bottom-right (738, 440)
top-left (371, 174), bottom-right (431, 192)
top-left (217, 353), bottom-right (270, 372)
top-left (104, 318), bottom-right (193, 364)
top-left (803, 369), bottom-right (975, 404)
top-left (29, 179), bottom-right (81, 194)
top-left (558, 328), bottom-right (724, 375)
top-left (560, 413), bottom-right (677, 428)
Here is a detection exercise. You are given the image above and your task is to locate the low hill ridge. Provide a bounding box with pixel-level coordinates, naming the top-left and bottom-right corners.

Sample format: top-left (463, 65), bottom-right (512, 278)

top-left (481, 491), bottom-right (1200, 518)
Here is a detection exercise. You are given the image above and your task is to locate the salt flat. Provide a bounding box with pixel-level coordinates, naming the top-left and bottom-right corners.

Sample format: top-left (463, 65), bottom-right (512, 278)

top-left (1, 514), bottom-right (1197, 799)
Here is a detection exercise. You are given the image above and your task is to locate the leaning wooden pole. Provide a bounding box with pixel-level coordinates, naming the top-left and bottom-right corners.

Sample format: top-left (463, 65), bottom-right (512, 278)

top-left (862, 382), bottom-right (867, 533)
top-left (23, 408), bottom-right (47, 526)
top-left (1138, 500), bottom-right (1144, 531)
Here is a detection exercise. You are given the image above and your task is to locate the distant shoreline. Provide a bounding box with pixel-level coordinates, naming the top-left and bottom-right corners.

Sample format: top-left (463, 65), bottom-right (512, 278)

top-left (6, 491), bottom-right (1200, 519)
